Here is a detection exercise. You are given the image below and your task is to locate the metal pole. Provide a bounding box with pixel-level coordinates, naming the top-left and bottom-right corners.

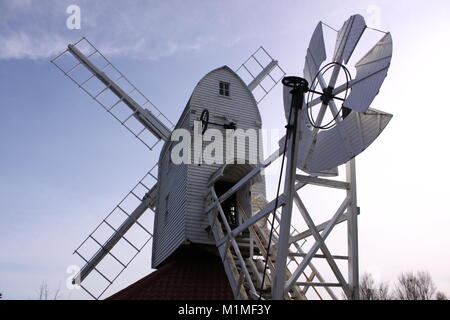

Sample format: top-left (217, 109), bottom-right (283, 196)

top-left (346, 158), bottom-right (359, 299)
top-left (272, 77), bottom-right (308, 299)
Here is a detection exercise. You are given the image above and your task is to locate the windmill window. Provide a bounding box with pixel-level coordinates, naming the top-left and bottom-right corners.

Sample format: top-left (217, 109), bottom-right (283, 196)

top-left (219, 81), bottom-right (230, 97)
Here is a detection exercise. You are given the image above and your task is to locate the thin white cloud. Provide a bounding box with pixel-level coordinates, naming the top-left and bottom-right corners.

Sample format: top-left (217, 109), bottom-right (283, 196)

top-left (0, 0), bottom-right (257, 60)
top-left (0, 31), bottom-right (68, 60)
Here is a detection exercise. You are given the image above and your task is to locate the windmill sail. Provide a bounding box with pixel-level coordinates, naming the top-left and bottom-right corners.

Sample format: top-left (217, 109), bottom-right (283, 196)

top-left (284, 15), bottom-right (393, 174)
top-left (343, 33), bottom-right (393, 112)
top-left (51, 38), bottom-right (174, 298)
top-left (73, 168), bottom-right (158, 299)
top-left (305, 108), bottom-right (392, 173)
top-left (333, 14), bottom-right (366, 64)
top-left (303, 22), bottom-right (327, 86)
top-left (51, 38), bottom-right (174, 149)
top-left (236, 46), bottom-right (286, 103)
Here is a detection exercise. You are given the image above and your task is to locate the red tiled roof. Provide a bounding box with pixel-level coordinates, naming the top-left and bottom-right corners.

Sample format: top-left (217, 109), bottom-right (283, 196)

top-left (107, 246), bottom-right (234, 300)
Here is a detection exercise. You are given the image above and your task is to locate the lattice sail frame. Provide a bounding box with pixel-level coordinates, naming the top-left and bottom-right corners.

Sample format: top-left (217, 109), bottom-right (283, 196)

top-left (236, 46), bottom-right (286, 103)
top-left (51, 38), bottom-right (174, 149)
top-left (51, 38), bottom-right (174, 299)
top-left (72, 166), bottom-right (158, 299)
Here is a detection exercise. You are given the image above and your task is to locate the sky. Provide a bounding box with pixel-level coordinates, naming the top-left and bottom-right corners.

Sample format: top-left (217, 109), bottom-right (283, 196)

top-left (1, 0), bottom-right (450, 299)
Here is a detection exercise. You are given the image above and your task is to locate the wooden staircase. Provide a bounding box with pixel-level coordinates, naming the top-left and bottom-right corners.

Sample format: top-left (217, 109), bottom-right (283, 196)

top-left (205, 187), bottom-right (314, 300)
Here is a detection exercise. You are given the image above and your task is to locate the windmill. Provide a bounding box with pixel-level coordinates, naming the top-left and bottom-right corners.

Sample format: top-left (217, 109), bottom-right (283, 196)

top-left (51, 38), bottom-right (285, 298)
top-left (51, 13), bottom-right (393, 300)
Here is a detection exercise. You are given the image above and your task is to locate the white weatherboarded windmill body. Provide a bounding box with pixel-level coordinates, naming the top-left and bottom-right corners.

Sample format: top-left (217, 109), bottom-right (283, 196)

top-left (152, 65), bottom-right (271, 268)
top-left (51, 13), bottom-right (393, 300)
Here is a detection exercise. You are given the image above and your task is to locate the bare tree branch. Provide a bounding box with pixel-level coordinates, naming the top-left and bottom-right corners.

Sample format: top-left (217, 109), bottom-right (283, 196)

top-left (39, 282), bottom-right (48, 300)
top-left (53, 285), bottom-right (61, 300)
top-left (359, 273), bottom-right (391, 300)
top-left (395, 271), bottom-right (436, 300)
top-left (38, 282), bottom-right (61, 300)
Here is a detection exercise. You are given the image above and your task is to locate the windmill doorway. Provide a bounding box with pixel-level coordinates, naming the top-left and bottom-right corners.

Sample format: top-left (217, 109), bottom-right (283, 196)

top-left (209, 163), bottom-right (262, 258)
top-left (214, 181), bottom-right (239, 230)
top-left (210, 163), bottom-right (257, 235)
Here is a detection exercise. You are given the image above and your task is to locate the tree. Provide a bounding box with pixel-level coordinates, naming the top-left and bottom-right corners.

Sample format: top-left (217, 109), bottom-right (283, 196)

top-left (38, 282), bottom-right (61, 300)
top-left (394, 271), bottom-right (436, 300)
top-left (375, 282), bottom-right (391, 300)
top-left (39, 282), bottom-right (48, 300)
top-left (359, 273), bottom-right (391, 300)
top-left (436, 291), bottom-right (447, 300)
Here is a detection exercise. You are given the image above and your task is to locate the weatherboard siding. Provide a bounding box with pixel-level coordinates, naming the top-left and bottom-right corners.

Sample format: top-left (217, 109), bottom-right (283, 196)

top-left (186, 67), bottom-right (262, 244)
top-left (152, 66), bottom-right (264, 267)
top-left (151, 111), bottom-right (189, 268)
